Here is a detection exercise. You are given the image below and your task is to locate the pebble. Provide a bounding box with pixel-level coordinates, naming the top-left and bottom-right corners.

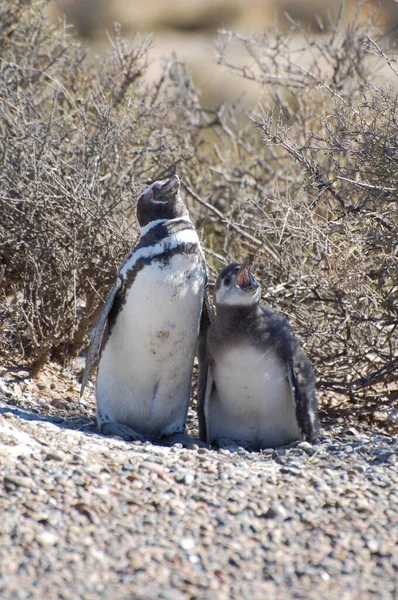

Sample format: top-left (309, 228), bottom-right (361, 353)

top-left (37, 382), bottom-right (50, 391)
top-left (297, 441), bottom-right (315, 454)
top-left (51, 416), bottom-right (65, 424)
top-left (364, 538), bottom-right (380, 553)
top-left (130, 479), bottom-right (143, 489)
top-left (180, 538), bottom-right (195, 551)
top-left (1, 391), bottom-right (397, 600)
top-left (183, 473), bottom-right (195, 485)
top-left (265, 502), bottom-right (288, 520)
top-left (45, 451), bottom-right (65, 461)
top-left (4, 474), bottom-right (35, 490)
top-left (35, 531), bottom-right (58, 547)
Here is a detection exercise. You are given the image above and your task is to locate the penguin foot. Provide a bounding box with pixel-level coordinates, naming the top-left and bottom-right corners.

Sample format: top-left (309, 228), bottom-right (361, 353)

top-left (216, 438), bottom-right (241, 451)
top-left (166, 432), bottom-right (209, 449)
top-left (100, 422), bottom-right (146, 442)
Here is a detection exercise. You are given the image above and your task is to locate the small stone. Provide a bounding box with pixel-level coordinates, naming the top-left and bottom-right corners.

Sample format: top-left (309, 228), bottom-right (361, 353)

top-left (355, 498), bottom-right (371, 513)
top-left (188, 554), bottom-right (199, 564)
top-left (74, 502), bottom-right (99, 524)
top-left (180, 453), bottom-right (192, 462)
top-left (4, 474), bottom-right (35, 491)
top-left (387, 409), bottom-right (398, 424)
top-left (45, 451), bottom-right (64, 461)
top-left (36, 531), bottom-right (58, 547)
top-left (297, 442), bottom-right (315, 455)
top-left (375, 452), bottom-right (396, 463)
top-left (218, 449), bottom-right (231, 456)
top-left (310, 477), bottom-right (329, 490)
top-left (50, 398), bottom-right (68, 409)
top-left (180, 537), bottom-right (195, 551)
top-left (37, 382), bottom-right (50, 391)
top-left (25, 510), bottom-right (50, 522)
top-left (365, 538), bottom-right (380, 553)
top-left (184, 473), bottom-right (195, 485)
top-left (0, 379), bottom-right (10, 395)
top-left (260, 448), bottom-right (274, 458)
top-left (344, 427), bottom-right (361, 438)
top-left (280, 466), bottom-right (301, 476)
top-left (264, 502), bottom-right (287, 520)
top-left (130, 480), bottom-right (144, 489)
top-left (51, 416), bottom-right (64, 424)
top-left (2, 412), bottom-right (14, 419)
top-left (354, 465), bottom-right (366, 473)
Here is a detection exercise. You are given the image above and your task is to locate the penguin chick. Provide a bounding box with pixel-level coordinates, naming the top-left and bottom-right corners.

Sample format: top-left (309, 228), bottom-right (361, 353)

top-left (81, 175), bottom-right (208, 445)
top-left (198, 262), bottom-right (319, 450)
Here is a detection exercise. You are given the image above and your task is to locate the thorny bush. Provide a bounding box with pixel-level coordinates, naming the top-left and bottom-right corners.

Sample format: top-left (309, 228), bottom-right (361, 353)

top-left (0, 0), bottom-right (209, 371)
top-left (0, 0), bottom-right (397, 426)
top-left (214, 5), bottom-right (398, 425)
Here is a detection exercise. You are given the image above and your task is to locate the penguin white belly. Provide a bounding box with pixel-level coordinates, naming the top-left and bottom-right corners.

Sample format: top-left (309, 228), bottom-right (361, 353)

top-left (209, 345), bottom-right (301, 448)
top-left (97, 252), bottom-right (205, 438)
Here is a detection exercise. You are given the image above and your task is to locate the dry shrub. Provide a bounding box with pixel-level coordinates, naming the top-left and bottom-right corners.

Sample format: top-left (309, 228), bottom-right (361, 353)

top-left (0, 0), bottom-right (397, 426)
top-left (0, 0), bottom-right (206, 370)
top-left (211, 5), bottom-right (398, 423)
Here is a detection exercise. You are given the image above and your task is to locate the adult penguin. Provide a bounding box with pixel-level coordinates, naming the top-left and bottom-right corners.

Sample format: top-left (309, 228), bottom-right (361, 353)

top-left (81, 175), bottom-right (209, 445)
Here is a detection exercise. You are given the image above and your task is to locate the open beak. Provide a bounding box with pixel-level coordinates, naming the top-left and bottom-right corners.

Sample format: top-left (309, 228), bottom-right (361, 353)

top-left (236, 260), bottom-right (256, 290)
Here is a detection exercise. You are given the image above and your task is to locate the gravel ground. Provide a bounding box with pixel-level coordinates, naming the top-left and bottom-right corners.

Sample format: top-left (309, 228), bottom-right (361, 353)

top-left (0, 367), bottom-right (397, 600)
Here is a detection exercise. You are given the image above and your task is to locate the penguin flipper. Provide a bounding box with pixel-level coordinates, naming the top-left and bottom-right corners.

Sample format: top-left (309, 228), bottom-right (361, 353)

top-left (196, 287), bottom-right (215, 365)
top-left (80, 278), bottom-right (122, 397)
top-left (287, 352), bottom-right (319, 443)
top-left (198, 364), bottom-right (213, 444)
top-left (197, 290), bottom-right (214, 443)
top-left (197, 359), bottom-right (208, 442)
top-left (204, 286), bottom-right (215, 324)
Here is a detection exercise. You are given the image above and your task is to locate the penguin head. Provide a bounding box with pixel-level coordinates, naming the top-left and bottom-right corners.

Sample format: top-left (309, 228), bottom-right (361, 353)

top-left (214, 261), bottom-right (261, 308)
top-left (136, 175), bottom-right (189, 229)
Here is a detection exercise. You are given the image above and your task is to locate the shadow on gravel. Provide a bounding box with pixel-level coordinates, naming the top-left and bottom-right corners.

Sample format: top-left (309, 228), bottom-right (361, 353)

top-left (0, 399), bottom-right (97, 434)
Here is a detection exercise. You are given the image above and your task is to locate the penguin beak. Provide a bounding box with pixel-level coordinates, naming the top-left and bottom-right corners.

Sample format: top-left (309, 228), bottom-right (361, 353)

top-left (140, 175), bottom-right (180, 201)
top-left (158, 174), bottom-right (180, 197)
top-left (236, 262), bottom-right (257, 290)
